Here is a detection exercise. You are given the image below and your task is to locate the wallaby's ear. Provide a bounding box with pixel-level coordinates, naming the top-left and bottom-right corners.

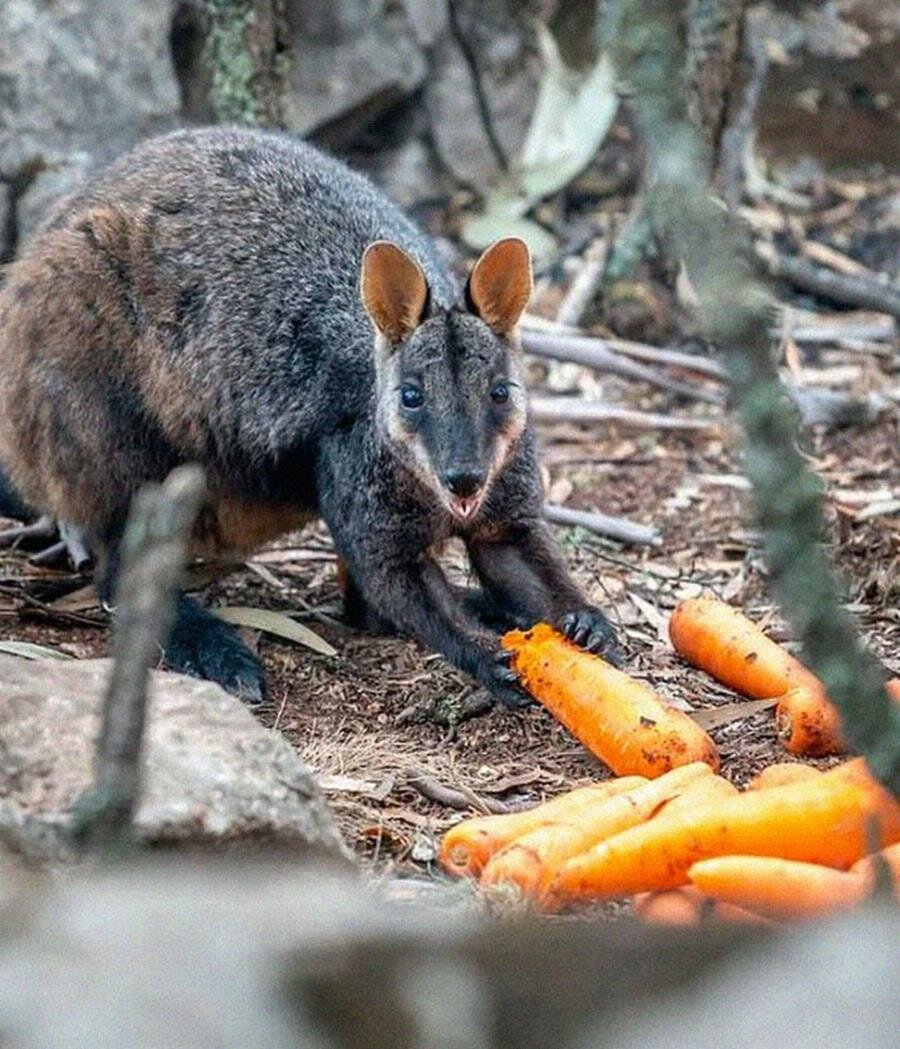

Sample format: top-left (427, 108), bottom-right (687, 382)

top-left (466, 237), bottom-right (533, 335)
top-left (360, 241), bottom-right (429, 343)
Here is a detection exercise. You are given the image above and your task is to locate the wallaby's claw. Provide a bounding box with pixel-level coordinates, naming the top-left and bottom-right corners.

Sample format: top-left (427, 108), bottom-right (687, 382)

top-left (485, 648), bottom-right (532, 710)
top-left (559, 608), bottom-right (622, 666)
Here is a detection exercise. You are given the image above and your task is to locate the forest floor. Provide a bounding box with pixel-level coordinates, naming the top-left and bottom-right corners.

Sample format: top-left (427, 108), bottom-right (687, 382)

top-left (1, 92), bottom-right (898, 883)
top-left (2, 361), bottom-right (896, 880)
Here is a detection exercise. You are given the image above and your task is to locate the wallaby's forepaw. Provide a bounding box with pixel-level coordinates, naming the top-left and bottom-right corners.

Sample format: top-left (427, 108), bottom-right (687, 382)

top-left (558, 608), bottom-right (622, 665)
top-left (164, 596), bottom-right (266, 704)
top-left (486, 648), bottom-right (533, 710)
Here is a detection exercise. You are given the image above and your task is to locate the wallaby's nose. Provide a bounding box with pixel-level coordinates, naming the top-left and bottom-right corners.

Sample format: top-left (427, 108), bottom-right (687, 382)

top-left (443, 468), bottom-right (485, 498)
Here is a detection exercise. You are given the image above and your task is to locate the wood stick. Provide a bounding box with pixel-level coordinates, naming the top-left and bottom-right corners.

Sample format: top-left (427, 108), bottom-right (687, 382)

top-left (544, 502), bottom-right (661, 547)
top-left (555, 241), bottom-right (607, 328)
top-left (762, 248), bottom-right (900, 318)
top-left (530, 396), bottom-right (718, 432)
top-left (522, 329), bottom-right (724, 403)
top-left (73, 465), bottom-right (206, 851)
top-left (406, 770), bottom-right (513, 815)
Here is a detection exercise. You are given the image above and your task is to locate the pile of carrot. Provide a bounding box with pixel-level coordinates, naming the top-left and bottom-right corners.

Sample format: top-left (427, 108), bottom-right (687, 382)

top-left (669, 595), bottom-right (900, 756)
top-left (439, 758), bottom-right (900, 922)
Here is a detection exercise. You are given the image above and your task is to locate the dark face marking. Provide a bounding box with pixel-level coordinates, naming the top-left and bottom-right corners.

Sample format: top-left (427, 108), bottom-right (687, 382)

top-left (376, 311), bottom-right (527, 520)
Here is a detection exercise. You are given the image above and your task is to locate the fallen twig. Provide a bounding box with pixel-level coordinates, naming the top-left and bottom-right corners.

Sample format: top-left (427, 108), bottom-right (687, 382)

top-left (73, 465), bottom-right (206, 850)
top-left (556, 240), bottom-right (608, 328)
top-left (531, 396), bottom-right (717, 432)
top-left (522, 329), bottom-right (723, 403)
top-left (406, 769), bottom-right (513, 815)
top-left (544, 502), bottom-right (661, 547)
top-left (761, 246), bottom-right (900, 318)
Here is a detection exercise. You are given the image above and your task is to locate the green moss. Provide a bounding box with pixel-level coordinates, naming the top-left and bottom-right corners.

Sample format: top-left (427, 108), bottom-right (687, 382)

top-left (204, 0), bottom-right (260, 125)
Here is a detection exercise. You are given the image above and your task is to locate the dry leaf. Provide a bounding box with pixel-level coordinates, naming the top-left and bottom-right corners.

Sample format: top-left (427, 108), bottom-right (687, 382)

top-left (0, 639), bottom-right (76, 661)
top-left (215, 606), bottom-right (337, 657)
top-left (690, 698), bottom-right (777, 730)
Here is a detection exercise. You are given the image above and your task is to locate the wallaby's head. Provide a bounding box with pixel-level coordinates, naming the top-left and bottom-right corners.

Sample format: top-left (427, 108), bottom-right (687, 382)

top-left (361, 237), bottom-right (532, 522)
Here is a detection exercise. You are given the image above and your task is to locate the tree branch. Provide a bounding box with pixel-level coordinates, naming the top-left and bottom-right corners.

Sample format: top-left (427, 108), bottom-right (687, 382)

top-left (522, 329), bottom-right (724, 403)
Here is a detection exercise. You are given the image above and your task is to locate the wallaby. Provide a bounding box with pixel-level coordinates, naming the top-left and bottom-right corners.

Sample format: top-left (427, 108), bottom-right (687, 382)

top-left (0, 127), bottom-right (617, 705)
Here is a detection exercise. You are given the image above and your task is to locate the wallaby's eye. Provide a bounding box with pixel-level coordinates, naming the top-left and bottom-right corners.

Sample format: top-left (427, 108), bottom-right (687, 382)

top-left (401, 384), bottom-right (425, 410)
top-left (490, 382), bottom-right (510, 405)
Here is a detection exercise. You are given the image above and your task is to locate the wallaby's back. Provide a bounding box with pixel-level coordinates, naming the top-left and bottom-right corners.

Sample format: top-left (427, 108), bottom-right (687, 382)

top-left (0, 127), bottom-right (458, 544)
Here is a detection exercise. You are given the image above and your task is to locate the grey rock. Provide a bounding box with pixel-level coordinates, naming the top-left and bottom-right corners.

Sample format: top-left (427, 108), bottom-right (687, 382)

top-left (282, 1), bottom-right (427, 142)
top-left (425, 0), bottom-right (540, 187)
top-left (368, 137), bottom-right (449, 208)
top-left (0, 0), bottom-right (181, 241)
top-left (0, 656), bottom-right (344, 858)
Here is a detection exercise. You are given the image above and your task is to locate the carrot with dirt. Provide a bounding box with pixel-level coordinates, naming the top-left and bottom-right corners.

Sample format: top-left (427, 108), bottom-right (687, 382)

top-left (479, 763), bottom-right (713, 900)
top-left (544, 758), bottom-right (900, 909)
top-left (501, 623), bottom-right (719, 778)
top-left (687, 856), bottom-right (868, 920)
top-left (633, 886), bottom-right (770, 926)
top-left (746, 763), bottom-right (822, 791)
top-left (777, 678), bottom-right (900, 757)
top-left (652, 774), bottom-right (738, 817)
top-left (633, 887), bottom-right (703, 925)
top-left (669, 596), bottom-right (820, 699)
top-left (439, 775), bottom-right (646, 879)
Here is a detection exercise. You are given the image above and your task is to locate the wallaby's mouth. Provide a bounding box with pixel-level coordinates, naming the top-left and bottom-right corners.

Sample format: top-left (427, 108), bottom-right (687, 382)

top-left (448, 492), bottom-right (483, 522)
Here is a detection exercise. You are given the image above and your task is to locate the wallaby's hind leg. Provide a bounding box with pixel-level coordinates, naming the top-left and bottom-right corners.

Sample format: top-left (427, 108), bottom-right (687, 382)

top-left (163, 592), bottom-right (266, 703)
top-left (99, 542), bottom-right (266, 703)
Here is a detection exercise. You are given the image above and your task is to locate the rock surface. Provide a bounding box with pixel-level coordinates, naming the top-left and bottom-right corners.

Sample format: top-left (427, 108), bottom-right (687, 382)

top-left (424, 0), bottom-right (540, 187)
top-left (282, 0), bottom-right (427, 144)
top-left (0, 0), bottom-right (181, 253)
top-left (0, 656), bottom-right (344, 859)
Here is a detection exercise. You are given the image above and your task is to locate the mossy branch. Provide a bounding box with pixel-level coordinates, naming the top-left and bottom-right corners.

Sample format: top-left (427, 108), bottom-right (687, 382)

top-left (614, 0), bottom-right (900, 793)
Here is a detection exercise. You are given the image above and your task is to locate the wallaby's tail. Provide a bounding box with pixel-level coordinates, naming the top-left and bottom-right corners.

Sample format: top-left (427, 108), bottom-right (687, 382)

top-left (0, 462), bottom-right (29, 521)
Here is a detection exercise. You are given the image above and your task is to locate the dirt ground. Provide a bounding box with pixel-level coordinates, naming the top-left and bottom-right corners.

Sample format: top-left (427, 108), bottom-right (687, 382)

top-left (2, 373), bottom-right (896, 876)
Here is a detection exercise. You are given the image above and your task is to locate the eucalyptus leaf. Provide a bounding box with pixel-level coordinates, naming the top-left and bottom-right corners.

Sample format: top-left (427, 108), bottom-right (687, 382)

top-left (461, 212), bottom-right (558, 258)
top-left (520, 27), bottom-right (618, 200)
top-left (0, 639), bottom-right (76, 661)
top-left (215, 606), bottom-right (337, 657)
top-left (460, 26), bottom-right (619, 260)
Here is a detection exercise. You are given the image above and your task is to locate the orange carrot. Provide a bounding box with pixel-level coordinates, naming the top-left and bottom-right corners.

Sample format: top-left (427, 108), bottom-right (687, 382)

top-left (479, 763), bottom-right (713, 900)
top-left (633, 886), bottom-right (770, 926)
top-left (439, 776), bottom-right (646, 878)
top-left (711, 901), bottom-right (774, 925)
top-left (778, 679), bottom-right (900, 757)
top-left (544, 758), bottom-right (900, 909)
top-left (653, 774), bottom-right (739, 818)
top-left (746, 763), bottom-right (822, 791)
top-left (688, 855), bottom-right (867, 920)
top-left (501, 623), bottom-right (719, 778)
top-left (669, 597), bottom-right (820, 699)
top-left (633, 888), bottom-right (702, 925)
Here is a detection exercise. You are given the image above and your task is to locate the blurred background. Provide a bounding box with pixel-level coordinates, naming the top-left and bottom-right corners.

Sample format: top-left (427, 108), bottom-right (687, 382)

top-left (2, 1), bottom-right (897, 283)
